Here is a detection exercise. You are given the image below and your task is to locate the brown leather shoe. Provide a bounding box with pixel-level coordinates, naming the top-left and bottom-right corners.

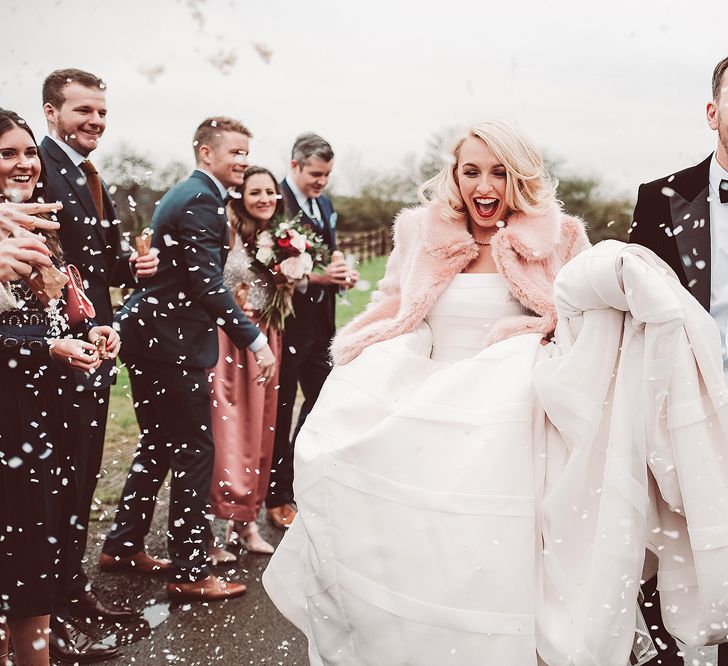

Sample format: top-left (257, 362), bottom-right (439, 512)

top-left (49, 619), bottom-right (119, 663)
top-left (99, 550), bottom-right (171, 574)
top-left (266, 503), bottom-right (297, 530)
top-left (71, 587), bottom-right (135, 623)
top-left (167, 575), bottom-right (247, 602)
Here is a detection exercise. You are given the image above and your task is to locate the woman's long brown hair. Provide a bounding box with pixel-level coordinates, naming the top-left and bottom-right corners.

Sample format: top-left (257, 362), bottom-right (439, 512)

top-left (227, 165), bottom-right (286, 246)
top-left (0, 108), bottom-right (63, 261)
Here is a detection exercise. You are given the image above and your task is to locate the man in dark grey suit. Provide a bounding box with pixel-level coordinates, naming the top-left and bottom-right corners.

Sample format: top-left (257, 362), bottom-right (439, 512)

top-left (631, 55), bottom-right (728, 665)
top-left (102, 117), bottom-right (276, 602)
top-left (40, 68), bottom-right (160, 663)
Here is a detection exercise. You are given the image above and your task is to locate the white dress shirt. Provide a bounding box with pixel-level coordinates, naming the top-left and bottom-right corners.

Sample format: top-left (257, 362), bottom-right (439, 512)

top-left (708, 153), bottom-right (728, 380)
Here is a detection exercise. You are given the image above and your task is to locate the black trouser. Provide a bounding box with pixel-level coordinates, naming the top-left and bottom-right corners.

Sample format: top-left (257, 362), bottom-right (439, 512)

top-left (642, 575), bottom-right (728, 664)
top-left (102, 356), bottom-right (214, 583)
top-left (266, 332), bottom-right (332, 508)
top-left (52, 386), bottom-right (110, 620)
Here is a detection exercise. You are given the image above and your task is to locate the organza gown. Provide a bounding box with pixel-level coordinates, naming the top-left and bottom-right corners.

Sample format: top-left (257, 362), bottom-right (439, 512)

top-left (265, 242), bottom-right (728, 666)
top-left (264, 272), bottom-right (552, 664)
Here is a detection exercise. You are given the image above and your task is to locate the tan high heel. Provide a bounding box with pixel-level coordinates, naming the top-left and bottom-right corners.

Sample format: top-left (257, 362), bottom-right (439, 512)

top-left (226, 520), bottom-right (275, 555)
top-left (208, 533), bottom-right (238, 566)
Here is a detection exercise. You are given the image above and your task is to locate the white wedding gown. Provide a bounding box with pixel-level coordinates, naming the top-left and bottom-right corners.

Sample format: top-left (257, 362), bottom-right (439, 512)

top-left (264, 273), bottom-right (554, 665)
top-left (265, 243), bottom-right (728, 666)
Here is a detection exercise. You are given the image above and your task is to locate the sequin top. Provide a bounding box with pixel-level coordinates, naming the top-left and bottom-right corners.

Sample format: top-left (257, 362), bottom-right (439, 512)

top-left (223, 236), bottom-right (276, 314)
top-left (0, 279), bottom-right (68, 357)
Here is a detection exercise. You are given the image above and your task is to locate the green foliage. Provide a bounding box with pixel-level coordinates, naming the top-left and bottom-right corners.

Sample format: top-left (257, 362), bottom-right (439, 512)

top-left (100, 133), bottom-right (636, 243)
top-left (554, 171), bottom-right (634, 243)
top-left (102, 146), bottom-right (188, 237)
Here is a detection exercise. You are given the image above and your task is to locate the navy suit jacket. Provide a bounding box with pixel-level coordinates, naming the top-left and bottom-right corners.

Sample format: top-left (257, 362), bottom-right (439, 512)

top-left (631, 155), bottom-right (712, 311)
top-left (116, 170), bottom-right (261, 369)
top-left (40, 136), bottom-right (135, 390)
top-left (280, 179), bottom-right (338, 341)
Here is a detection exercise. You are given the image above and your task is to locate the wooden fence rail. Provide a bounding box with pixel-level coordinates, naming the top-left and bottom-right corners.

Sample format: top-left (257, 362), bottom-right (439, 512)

top-left (336, 226), bottom-right (392, 263)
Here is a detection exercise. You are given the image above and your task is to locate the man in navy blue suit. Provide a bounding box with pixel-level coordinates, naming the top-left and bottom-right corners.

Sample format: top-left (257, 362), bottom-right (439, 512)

top-left (266, 133), bottom-right (358, 529)
top-left (101, 117), bottom-right (276, 602)
top-left (40, 68), bottom-right (160, 663)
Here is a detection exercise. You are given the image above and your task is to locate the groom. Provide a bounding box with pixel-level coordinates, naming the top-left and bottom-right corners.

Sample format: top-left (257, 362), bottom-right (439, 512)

top-left (101, 117), bottom-right (276, 601)
top-left (631, 56), bottom-right (728, 664)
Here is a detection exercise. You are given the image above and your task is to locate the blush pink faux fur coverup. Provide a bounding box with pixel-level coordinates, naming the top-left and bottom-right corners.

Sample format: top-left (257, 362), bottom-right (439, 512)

top-left (331, 202), bottom-right (590, 365)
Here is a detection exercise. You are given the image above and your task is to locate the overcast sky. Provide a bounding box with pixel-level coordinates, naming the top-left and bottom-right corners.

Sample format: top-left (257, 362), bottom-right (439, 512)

top-left (3, 0), bottom-right (725, 198)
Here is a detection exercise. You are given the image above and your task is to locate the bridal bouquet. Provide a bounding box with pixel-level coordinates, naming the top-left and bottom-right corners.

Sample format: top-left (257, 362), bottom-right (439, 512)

top-left (253, 212), bottom-right (330, 329)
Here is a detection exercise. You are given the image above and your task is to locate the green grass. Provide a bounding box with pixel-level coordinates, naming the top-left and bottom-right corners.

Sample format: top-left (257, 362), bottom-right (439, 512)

top-left (335, 255), bottom-right (386, 329)
top-left (96, 256), bottom-right (387, 518)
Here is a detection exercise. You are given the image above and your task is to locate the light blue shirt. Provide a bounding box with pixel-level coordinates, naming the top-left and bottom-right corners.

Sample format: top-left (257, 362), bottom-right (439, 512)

top-left (285, 174), bottom-right (322, 221)
top-left (195, 168), bottom-right (229, 201)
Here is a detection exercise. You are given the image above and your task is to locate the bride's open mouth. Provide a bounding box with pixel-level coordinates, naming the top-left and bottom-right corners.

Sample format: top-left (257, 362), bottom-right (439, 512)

top-left (474, 197), bottom-right (499, 219)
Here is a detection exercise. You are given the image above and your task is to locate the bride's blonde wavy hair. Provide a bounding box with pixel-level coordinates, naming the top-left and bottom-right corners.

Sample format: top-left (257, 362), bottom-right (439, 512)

top-left (418, 120), bottom-right (558, 223)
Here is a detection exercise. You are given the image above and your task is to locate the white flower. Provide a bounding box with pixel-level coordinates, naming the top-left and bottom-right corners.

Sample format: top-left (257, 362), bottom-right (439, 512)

top-left (279, 253), bottom-right (313, 279)
top-left (256, 246), bottom-right (274, 265)
top-left (288, 229), bottom-right (307, 254)
top-left (257, 230), bottom-right (274, 248)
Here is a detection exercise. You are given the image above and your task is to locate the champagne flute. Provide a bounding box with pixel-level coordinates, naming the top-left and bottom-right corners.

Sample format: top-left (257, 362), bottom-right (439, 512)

top-left (338, 253), bottom-right (357, 306)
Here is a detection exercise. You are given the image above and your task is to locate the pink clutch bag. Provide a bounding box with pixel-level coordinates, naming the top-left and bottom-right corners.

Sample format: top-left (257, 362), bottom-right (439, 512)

top-left (63, 264), bottom-right (96, 327)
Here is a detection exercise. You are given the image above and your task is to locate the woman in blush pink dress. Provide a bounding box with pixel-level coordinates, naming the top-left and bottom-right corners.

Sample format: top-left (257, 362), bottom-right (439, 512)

top-left (208, 166), bottom-right (287, 560)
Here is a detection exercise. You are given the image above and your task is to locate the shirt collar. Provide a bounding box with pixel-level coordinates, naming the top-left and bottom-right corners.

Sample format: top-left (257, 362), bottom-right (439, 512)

top-left (195, 169), bottom-right (229, 201)
top-left (285, 174), bottom-right (309, 209)
top-left (47, 134), bottom-right (88, 168)
top-left (709, 152), bottom-right (728, 194)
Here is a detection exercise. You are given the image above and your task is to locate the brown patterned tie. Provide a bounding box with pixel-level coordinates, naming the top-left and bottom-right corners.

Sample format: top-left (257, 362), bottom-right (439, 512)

top-left (80, 159), bottom-right (105, 220)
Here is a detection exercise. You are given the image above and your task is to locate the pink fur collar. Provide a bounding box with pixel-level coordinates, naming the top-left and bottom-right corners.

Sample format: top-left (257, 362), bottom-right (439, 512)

top-left (422, 201), bottom-right (565, 262)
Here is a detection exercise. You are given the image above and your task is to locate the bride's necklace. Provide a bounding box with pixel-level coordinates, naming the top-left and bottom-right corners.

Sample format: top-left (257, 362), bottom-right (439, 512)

top-left (473, 238), bottom-right (491, 246)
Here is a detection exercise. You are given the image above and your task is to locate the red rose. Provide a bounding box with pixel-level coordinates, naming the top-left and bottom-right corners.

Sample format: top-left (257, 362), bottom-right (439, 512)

top-left (278, 237), bottom-right (291, 248)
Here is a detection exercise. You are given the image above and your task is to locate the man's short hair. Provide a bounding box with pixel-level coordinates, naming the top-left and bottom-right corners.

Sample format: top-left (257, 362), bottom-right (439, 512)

top-left (291, 132), bottom-right (334, 166)
top-left (193, 116), bottom-right (252, 159)
top-left (42, 68), bottom-right (106, 108)
top-left (712, 57), bottom-right (728, 101)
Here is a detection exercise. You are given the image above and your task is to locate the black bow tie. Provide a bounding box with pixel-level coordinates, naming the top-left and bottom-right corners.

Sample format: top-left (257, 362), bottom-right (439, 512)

top-left (720, 179), bottom-right (728, 204)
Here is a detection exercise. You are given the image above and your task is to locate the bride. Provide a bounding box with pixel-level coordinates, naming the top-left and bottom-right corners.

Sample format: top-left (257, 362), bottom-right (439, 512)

top-left (263, 121), bottom-right (728, 665)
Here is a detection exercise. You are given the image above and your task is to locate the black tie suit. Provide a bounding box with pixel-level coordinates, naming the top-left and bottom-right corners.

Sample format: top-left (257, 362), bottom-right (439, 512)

top-left (632, 153), bottom-right (728, 664)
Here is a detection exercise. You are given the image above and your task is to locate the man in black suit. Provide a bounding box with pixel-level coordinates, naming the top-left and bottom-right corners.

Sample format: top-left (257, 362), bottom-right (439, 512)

top-left (631, 55), bottom-right (728, 665)
top-left (266, 133), bottom-right (358, 528)
top-left (101, 117), bottom-right (276, 601)
top-left (40, 68), bottom-right (160, 663)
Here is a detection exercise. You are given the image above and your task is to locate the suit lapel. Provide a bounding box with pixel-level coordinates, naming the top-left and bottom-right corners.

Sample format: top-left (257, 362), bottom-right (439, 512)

top-left (41, 137), bottom-right (109, 249)
top-left (191, 171), bottom-right (229, 263)
top-left (669, 157), bottom-right (712, 310)
top-left (41, 138), bottom-right (101, 222)
top-left (281, 179), bottom-right (317, 228)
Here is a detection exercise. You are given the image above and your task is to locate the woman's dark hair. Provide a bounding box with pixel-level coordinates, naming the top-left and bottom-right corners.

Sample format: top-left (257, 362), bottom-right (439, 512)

top-left (228, 166), bottom-right (286, 245)
top-left (0, 108), bottom-right (62, 259)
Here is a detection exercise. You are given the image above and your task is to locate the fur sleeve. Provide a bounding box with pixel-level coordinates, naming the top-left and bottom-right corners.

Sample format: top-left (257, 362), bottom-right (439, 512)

top-left (485, 213), bottom-right (590, 346)
top-left (330, 208), bottom-right (417, 365)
